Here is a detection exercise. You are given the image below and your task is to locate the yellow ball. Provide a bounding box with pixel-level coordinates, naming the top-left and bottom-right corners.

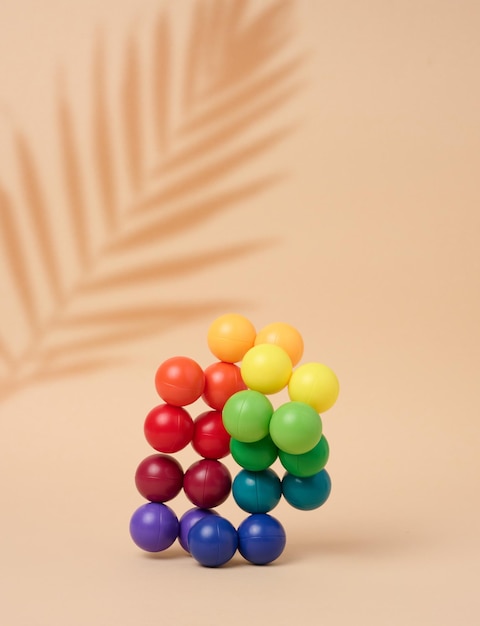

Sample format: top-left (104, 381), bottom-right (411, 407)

top-left (207, 313), bottom-right (256, 363)
top-left (254, 322), bottom-right (304, 366)
top-left (241, 344), bottom-right (293, 394)
top-left (288, 363), bottom-right (339, 413)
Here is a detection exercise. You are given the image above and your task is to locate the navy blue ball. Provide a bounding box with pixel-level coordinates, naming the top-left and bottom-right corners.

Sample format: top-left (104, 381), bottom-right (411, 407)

top-left (178, 507), bottom-right (219, 553)
top-left (188, 516), bottom-right (238, 567)
top-left (238, 514), bottom-right (286, 565)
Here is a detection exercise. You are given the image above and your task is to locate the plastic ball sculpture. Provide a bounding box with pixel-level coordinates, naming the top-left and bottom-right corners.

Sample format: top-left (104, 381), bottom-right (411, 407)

top-left (129, 314), bottom-right (340, 567)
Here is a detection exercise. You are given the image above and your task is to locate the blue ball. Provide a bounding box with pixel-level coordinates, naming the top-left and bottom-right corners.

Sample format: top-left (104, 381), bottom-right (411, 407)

top-left (129, 502), bottom-right (179, 552)
top-left (238, 514), bottom-right (286, 565)
top-left (178, 507), bottom-right (219, 553)
top-left (232, 468), bottom-right (282, 513)
top-left (282, 468), bottom-right (331, 510)
top-left (188, 516), bottom-right (238, 567)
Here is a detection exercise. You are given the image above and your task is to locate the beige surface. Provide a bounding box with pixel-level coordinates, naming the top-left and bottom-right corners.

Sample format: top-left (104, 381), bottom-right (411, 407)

top-left (1, 1), bottom-right (479, 624)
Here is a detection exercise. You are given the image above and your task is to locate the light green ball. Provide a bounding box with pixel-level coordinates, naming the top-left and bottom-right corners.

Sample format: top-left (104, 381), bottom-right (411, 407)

top-left (222, 390), bottom-right (274, 443)
top-left (269, 401), bottom-right (322, 454)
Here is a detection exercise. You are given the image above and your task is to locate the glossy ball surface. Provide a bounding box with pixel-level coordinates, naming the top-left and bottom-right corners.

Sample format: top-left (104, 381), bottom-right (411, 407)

top-left (230, 435), bottom-right (278, 471)
top-left (178, 507), bottom-right (219, 553)
top-left (154, 356), bottom-right (205, 406)
top-left (135, 454), bottom-right (184, 502)
top-left (183, 459), bottom-right (232, 508)
top-left (269, 401), bottom-right (322, 455)
top-left (222, 390), bottom-right (274, 443)
top-left (254, 322), bottom-right (304, 367)
top-left (207, 313), bottom-right (256, 363)
top-left (192, 410), bottom-right (231, 459)
top-left (241, 344), bottom-right (293, 394)
top-left (232, 469), bottom-right (282, 513)
top-left (202, 361), bottom-right (247, 410)
top-left (144, 404), bottom-right (194, 453)
top-left (279, 435), bottom-right (329, 477)
top-left (288, 362), bottom-right (339, 413)
top-left (129, 502), bottom-right (178, 552)
top-left (237, 514), bottom-right (286, 565)
top-left (188, 516), bottom-right (238, 567)
top-left (282, 469), bottom-right (332, 510)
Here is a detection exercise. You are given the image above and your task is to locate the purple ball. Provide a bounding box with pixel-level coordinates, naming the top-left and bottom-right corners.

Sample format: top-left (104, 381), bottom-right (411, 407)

top-left (129, 502), bottom-right (179, 552)
top-left (178, 507), bottom-right (219, 552)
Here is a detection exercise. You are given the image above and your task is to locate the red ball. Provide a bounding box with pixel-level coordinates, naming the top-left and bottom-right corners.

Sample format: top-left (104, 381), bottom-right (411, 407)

top-left (135, 454), bottom-right (184, 502)
top-left (144, 404), bottom-right (194, 453)
top-left (155, 356), bottom-right (205, 406)
top-left (202, 361), bottom-right (247, 410)
top-left (192, 410), bottom-right (231, 459)
top-left (183, 459), bottom-right (232, 508)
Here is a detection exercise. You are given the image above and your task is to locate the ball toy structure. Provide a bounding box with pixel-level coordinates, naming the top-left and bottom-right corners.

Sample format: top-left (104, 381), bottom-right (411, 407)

top-left (188, 515), bottom-right (238, 567)
top-left (237, 514), bottom-right (286, 565)
top-left (192, 410), bottom-right (231, 459)
top-left (282, 469), bottom-right (331, 511)
top-left (278, 435), bottom-right (329, 478)
top-left (222, 389), bottom-right (274, 443)
top-left (183, 459), bottom-right (232, 508)
top-left (288, 362), bottom-right (339, 413)
top-left (144, 404), bottom-right (194, 453)
top-left (269, 401), bottom-right (322, 455)
top-left (254, 322), bottom-right (304, 367)
top-left (130, 314), bottom-right (340, 566)
top-left (129, 502), bottom-right (179, 552)
top-left (230, 435), bottom-right (278, 472)
top-left (202, 361), bottom-right (247, 410)
top-left (178, 507), bottom-right (219, 553)
top-left (154, 356), bottom-right (205, 406)
top-left (135, 454), bottom-right (184, 502)
top-left (232, 469), bottom-right (282, 514)
top-left (207, 313), bottom-right (256, 363)
top-left (241, 344), bottom-right (293, 395)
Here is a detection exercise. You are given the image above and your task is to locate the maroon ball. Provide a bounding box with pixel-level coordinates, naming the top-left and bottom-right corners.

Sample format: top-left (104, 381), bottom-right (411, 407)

top-left (135, 454), bottom-right (184, 502)
top-left (144, 404), bottom-right (194, 453)
top-left (183, 459), bottom-right (232, 508)
top-left (192, 410), bottom-right (231, 459)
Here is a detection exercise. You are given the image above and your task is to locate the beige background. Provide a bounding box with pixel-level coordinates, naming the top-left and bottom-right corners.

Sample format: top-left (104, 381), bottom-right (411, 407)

top-left (1, 1), bottom-right (479, 624)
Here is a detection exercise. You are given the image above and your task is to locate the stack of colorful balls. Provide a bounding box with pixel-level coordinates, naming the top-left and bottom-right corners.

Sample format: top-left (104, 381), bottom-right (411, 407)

top-left (129, 314), bottom-right (339, 567)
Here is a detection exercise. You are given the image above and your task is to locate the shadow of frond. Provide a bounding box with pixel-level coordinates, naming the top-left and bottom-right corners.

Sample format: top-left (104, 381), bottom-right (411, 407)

top-left (0, 0), bottom-right (303, 400)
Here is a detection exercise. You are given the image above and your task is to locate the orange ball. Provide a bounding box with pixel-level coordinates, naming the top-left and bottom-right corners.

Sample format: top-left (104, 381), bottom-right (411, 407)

top-left (155, 356), bottom-right (205, 406)
top-left (207, 314), bottom-right (256, 363)
top-left (254, 322), bottom-right (304, 366)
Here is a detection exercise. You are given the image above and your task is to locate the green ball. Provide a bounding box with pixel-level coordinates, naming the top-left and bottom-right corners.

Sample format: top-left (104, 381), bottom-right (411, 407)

top-left (222, 390), bottom-right (274, 443)
top-left (269, 401), bottom-right (322, 455)
top-left (279, 435), bottom-right (329, 477)
top-left (230, 435), bottom-right (278, 471)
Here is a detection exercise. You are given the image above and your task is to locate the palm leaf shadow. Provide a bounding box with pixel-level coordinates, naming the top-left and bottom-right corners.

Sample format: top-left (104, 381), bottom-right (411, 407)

top-left (43, 301), bottom-right (241, 363)
top-left (0, 186), bottom-right (39, 330)
top-left (15, 133), bottom-right (64, 305)
top-left (58, 84), bottom-right (90, 270)
top-left (93, 35), bottom-right (119, 231)
top-left (0, 0), bottom-right (302, 401)
top-left (106, 175), bottom-right (282, 254)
